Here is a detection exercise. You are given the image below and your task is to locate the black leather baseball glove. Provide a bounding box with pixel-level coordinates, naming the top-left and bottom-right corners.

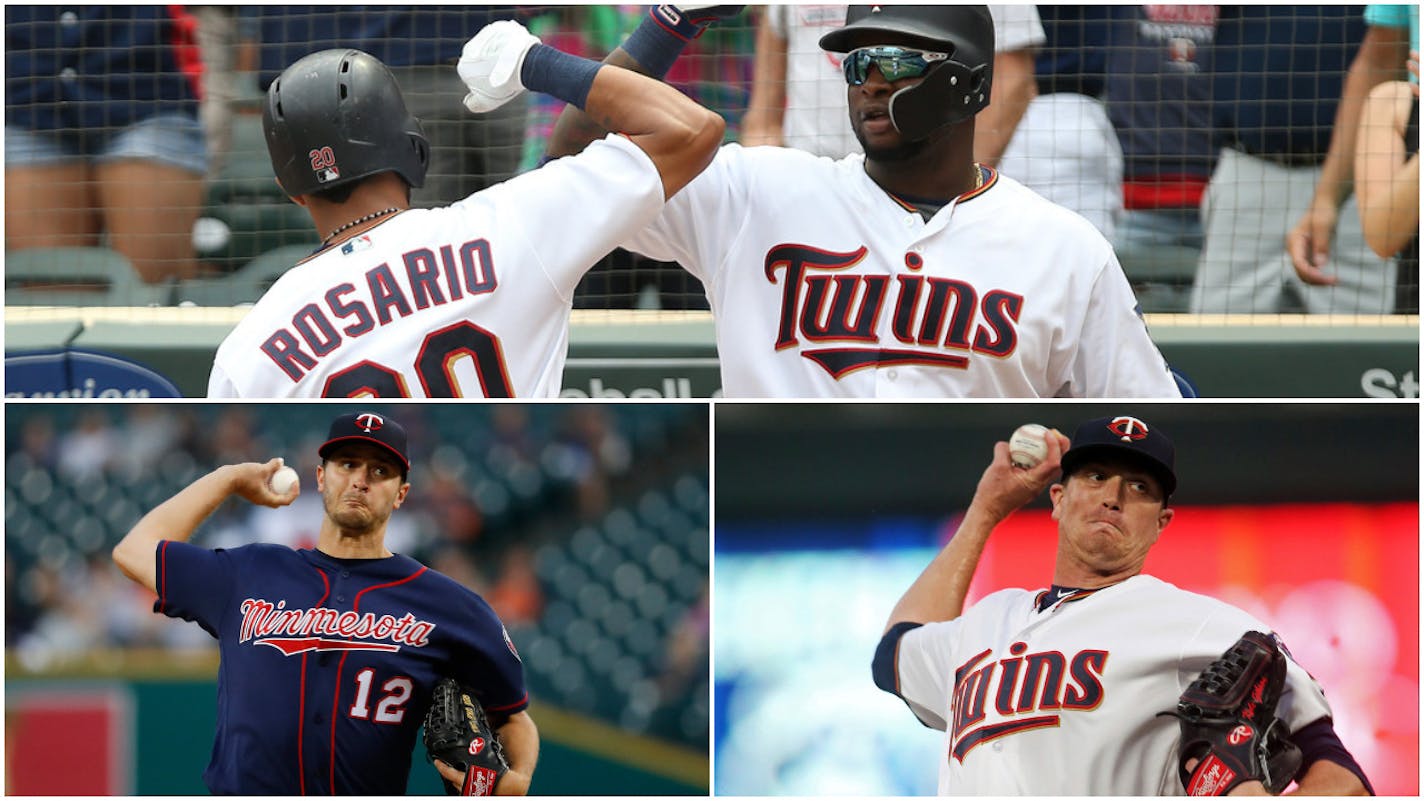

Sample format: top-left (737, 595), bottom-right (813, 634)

top-left (1161, 631), bottom-right (1303, 795)
top-left (423, 678), bottom-right (509, 796)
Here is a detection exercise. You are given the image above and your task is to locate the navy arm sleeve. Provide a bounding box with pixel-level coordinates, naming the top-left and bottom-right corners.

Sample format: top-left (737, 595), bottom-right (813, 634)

top-left (1290, 717), bottom-right (1374, 795)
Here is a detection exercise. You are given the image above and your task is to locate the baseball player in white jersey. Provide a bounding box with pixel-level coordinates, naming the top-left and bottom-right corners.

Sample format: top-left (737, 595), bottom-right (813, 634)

top-left (549, 5), bottom-right (1181, 398)
top-left (208, 21), bottom-right (723, 397)
top-left (873, 415), bottom-right (1373, 794)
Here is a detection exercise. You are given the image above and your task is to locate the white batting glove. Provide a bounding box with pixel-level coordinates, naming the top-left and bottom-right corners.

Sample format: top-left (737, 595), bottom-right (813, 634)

top-left (458, 20), bottom-right (541, 114)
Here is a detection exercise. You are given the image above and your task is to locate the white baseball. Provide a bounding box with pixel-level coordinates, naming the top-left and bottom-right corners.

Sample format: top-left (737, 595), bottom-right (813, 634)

top-left (1008, 423), bottom-right (1050, 469)
top-left (270, 465), bottom-right (300, 495)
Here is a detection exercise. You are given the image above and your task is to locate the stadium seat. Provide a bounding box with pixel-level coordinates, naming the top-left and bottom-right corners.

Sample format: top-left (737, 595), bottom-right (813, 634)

top-left (207, 112), bottom-right (286, 204)
top-left (5, 247), bottom-right (170, 306)
top-left (195, 115), bottom-right (316, 273)
top-left (173, 243), bottom-right (317, 306)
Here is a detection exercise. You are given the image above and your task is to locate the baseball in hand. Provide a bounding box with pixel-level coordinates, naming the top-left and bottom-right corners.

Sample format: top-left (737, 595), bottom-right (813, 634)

top-left (1008, 424), bottom-right (1050, 469)
top-left (270, 465), bottom-right (300, 495)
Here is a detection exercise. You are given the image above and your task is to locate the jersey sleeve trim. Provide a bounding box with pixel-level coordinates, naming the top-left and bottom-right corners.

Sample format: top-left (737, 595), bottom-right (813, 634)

top-left (484, 691), bottom-right (529, 715)
top-left (154, 540), bottom-right (171, 614)
top-left (872, 621), bottom-right (923, 696)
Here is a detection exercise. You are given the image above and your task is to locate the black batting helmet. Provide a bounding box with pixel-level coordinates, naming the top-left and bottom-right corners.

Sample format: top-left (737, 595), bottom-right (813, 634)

top-left (820, 5), bottom-right (995, 140)
top-left (263, 49), bottom-right (429, 199)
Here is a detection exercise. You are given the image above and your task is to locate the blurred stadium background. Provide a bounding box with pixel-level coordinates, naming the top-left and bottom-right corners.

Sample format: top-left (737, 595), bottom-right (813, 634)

top-left (3, 5), bottom-right (1417, 398)
top-left (713, 402), bottom-right (1418, 795)
top-left (5, 402), bottom-right (710, 795)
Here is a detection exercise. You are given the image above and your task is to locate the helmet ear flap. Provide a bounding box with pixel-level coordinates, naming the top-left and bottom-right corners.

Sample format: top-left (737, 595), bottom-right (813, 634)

top-left (887, 60), bottom-right (991, 140)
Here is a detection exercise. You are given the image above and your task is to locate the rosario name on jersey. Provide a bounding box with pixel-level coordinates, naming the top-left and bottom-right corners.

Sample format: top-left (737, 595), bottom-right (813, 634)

top-left (887, 575), bottom-right (1330, 795)
top-left (621, 145), bottom-right (1182, 398)
top-left (155, 541), bottom-right (528, 795)
top-left (208, 135), bottom-right (663, 398)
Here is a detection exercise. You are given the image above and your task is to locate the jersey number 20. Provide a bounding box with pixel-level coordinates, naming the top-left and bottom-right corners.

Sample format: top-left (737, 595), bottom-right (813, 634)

top-left (322, 321), bottom-right (515, 398)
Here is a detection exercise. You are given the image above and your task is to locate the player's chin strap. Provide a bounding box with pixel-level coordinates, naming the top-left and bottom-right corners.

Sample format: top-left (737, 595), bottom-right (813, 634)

top-left (888, 60), bottom-right (989, 142)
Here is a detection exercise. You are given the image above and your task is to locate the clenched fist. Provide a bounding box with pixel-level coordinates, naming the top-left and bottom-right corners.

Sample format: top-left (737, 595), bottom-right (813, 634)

top-left (458, 20), bottom-right (541, 114)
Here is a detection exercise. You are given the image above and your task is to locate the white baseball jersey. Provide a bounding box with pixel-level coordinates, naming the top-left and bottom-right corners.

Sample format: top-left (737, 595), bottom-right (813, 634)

top-left (621, 146), bottom-right (1180, 397)
top-left (889, 575), bottom-right (1332, 795)
top-left (767, 5), bottom-right (1046, 158)
top-left (208, 134), bottom-right (662, 398)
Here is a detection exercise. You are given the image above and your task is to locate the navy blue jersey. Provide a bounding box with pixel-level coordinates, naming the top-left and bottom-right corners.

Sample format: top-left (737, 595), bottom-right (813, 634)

top-left (1212, 6), bottom-right (1366, 160)
top-left (5, 6), bottom-right (201, 136)
top-left (1033, 5), bottom-right (1112, 98)
top-left (155, 541), bottom-right (527, 795)
top-left (1105, 5), bottom-right (1219, 183)
top-left (243, 6), bottom-right (525, 89)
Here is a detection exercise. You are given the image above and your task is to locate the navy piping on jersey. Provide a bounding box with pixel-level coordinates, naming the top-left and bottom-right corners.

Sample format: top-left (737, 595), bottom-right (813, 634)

top-left (325, 565), bottom-right (429, 793)
top-left (886, 165), bottom-right (998, 214)
top-left (1033, 586), bottom-right (1108, 612)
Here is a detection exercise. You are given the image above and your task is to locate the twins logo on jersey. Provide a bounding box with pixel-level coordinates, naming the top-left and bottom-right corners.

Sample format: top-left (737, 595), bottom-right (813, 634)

top-left (949, 641), bottom-right (1107, 762)
top-left (239, 598), bottom-right (436, 655)
top-left (764, 244), bottom-right (1023, 377)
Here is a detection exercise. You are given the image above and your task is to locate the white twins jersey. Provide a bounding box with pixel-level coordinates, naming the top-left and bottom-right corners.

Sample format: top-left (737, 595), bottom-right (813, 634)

top-left (892, 575), bottom-right (1332, 795)
top-left (622, 145), bottom-right (1180, 397)
top-left (208, 135), bottom-right (662, 398)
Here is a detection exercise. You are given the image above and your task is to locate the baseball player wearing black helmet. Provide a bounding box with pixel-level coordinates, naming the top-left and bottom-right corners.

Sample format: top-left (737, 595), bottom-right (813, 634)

top-left (817, 5), bottom-right (996, 142)
top-left (547, 5), bottom-right (1182, 399)
top-left (208, 22), bottom-right (724, 398)
top-left (263, 49), bottom-right (431, 201)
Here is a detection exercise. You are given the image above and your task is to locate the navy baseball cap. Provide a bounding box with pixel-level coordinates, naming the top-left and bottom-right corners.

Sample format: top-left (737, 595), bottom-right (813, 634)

top-left (1060, 415), bottom-right (1176, 498)
top-left (319, 412), bottom-right (410, 477)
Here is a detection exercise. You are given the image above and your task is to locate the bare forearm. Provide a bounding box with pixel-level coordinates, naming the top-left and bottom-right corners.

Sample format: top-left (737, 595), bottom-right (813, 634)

top-left (496, 711), bottom-right (540, 795)
top-left (581, 64), bottom-right (725, 197)
top-left (1228, 758), bottom-right (1370, 796)
top-left (884, 505), bottom-right (1003, 631)
top-left (974, 50), bottom-right (1036, 167)
top-left (111, 465), bottom-right (237, 592)
top-left (742, 16), bottom-right (789, 146)
top-left (548, 48), bottom-right (650, 159)
top-left (1313, 28), bottom-right (1408, 206)
top-left (887, 433), bottom-right (1067, 631)
top-left (1289, 759), bottom-right (1370, 795)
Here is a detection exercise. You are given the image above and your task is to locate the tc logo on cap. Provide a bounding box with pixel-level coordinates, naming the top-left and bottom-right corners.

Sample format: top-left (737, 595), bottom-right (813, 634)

top-left (355, 413), bottom-right (384, 433)
top-left (1107, 416), bottom-right (1150, 442)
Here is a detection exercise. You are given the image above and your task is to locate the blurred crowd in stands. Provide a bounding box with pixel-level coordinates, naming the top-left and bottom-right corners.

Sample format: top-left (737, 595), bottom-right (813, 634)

top-left (5, 403), bottom-right (710, 747)
top-left (4, 5), bottom-right (1417, 313)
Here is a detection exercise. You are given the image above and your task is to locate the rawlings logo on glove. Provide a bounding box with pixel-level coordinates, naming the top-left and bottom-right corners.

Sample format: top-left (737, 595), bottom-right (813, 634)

top-left (1160, 631), bottom-right (1303, 796)
top-left (424, 678), bottom-right (509, 796)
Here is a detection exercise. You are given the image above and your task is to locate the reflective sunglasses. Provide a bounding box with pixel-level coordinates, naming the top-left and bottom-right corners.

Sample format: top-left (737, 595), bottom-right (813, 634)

top-left (842, 45), bottom-right (949, 85)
